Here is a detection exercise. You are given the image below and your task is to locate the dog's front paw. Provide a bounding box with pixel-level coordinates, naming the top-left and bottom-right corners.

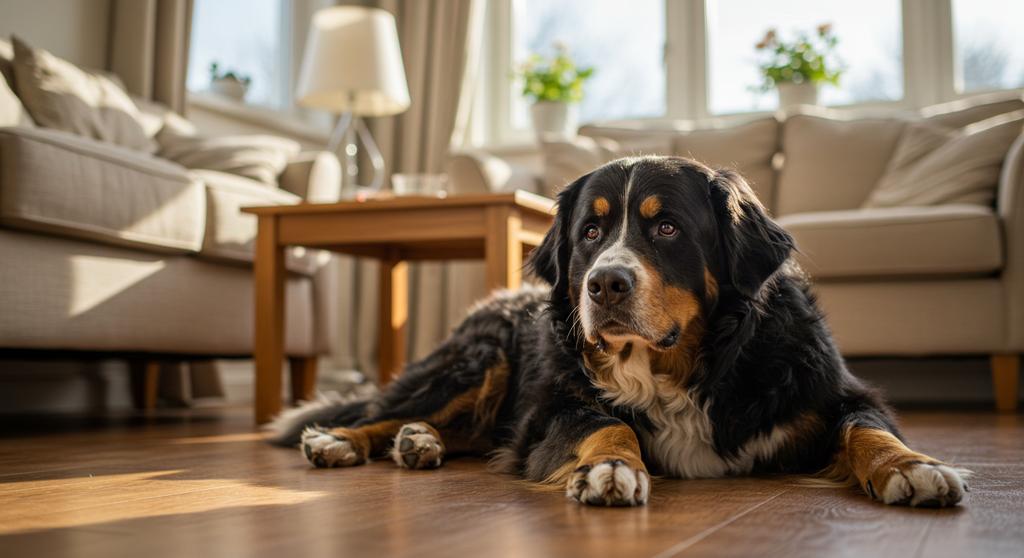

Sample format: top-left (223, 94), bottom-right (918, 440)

top-left (391, 422), bottom-right (445, 469)
top-left (868, 461), bottom-right (969, 507)
top-left (301, 427), bottom-right (365, 468)
top-left (567, 459), bottom-right (650, 506)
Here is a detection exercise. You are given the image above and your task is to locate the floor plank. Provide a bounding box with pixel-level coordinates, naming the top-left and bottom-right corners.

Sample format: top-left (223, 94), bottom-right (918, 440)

top-left (0, 408), bottom-right (1020, 558)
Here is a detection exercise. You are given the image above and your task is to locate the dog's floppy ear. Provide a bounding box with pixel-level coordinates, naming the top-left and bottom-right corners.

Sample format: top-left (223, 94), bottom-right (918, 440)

top-left (528, 173), bottom-right (589, 299)
top-left (709, 169), bottom-right (794, 298)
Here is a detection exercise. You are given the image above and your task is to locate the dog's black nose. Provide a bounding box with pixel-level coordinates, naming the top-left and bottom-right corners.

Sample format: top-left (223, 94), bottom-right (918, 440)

top-left (587, 266), bottom-right (635, 306)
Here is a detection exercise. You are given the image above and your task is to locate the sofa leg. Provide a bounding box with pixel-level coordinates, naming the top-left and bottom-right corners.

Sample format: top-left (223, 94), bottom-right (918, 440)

top-left (289, 357), bottom-right (318, 404)
top-left (129, 360), bottom-right (160, 411)
top-left (991, 354), bottom-right (1020, 413)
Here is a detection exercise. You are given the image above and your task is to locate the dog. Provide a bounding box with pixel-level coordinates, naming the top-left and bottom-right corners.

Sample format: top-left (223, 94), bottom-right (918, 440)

top-left (269, 156), bottom-right (968, 508)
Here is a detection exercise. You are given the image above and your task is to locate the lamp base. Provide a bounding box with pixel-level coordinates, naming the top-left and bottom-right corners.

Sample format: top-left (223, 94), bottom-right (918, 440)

top-left (327, 113), bottom-right (386, 194)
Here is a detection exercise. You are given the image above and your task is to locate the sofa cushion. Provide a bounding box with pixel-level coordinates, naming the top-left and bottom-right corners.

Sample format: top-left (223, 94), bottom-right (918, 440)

top-left (0, 126), bottom-right (204, 253)
top-left (865, 110), bottom-right (1024, 208)
top-left (672, 117), bottom-right (779, 211)
top-left (777, 109), bottom-right (908, 216)
top-left (778, 204), bottom-right (1002, 280)
top-left (195, 170), bottom-right (328, 275)
top-left (159, 131), bottom-right (301, 185)
top-left (10, 36), bottom-right (157, 153)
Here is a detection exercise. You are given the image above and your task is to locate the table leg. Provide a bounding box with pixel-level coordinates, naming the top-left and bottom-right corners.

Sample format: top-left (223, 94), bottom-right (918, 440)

top-left (485, 206), bottom-right (523, 290)
top-left (378, 253), bottom-right (409, 385)
top-left (289, 356), bottom-right (318, 404)
top-left (254, 215), bottom-right (285, 424)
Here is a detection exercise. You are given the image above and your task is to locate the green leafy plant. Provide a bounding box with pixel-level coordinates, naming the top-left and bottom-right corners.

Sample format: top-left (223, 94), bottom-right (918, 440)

top-left (209, 61), bottom-right (251, 86)
top-left (754, 23), bottom-right (842, 91)
top-left (515, 43), bottom-right (594, 103)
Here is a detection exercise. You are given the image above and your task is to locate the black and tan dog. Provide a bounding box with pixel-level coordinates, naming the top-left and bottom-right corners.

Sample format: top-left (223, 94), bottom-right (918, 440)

top-left (269, 156), bottom-right (968, 508)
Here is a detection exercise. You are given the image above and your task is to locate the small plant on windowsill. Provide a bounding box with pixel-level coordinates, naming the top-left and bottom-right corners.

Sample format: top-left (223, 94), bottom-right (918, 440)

top-left (754, 23), bottom-right (842, 108)
top-left (515, 43), bottom-right (594, 138)
top-left (208, 61), bottom-right (252, 102)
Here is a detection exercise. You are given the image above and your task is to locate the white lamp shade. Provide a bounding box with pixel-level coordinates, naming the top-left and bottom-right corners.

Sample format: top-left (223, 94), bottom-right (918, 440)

top-left (296, 6), bottom-right (410, 116)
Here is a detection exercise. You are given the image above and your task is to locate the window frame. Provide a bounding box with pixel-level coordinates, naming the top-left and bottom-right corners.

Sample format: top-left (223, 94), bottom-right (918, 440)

top-left (478, 0), bottom-right (1022, 148)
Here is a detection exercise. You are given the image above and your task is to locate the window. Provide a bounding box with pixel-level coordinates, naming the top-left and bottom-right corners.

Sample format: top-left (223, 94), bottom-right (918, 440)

top-left (706, 0), bottom-right (903, 114)
top-left (479, 0), bottom-right (1023, 146)
top-left (187, 0), bottom-right (291, 109)
top-left (953, 0), bottom-right (1024, 92)
top-left (510, 0), bottom-right (666, 125)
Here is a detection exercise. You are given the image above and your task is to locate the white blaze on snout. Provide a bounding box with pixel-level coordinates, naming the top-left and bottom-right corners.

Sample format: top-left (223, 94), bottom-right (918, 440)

top-left (580, 175), bottom-right (650, 341)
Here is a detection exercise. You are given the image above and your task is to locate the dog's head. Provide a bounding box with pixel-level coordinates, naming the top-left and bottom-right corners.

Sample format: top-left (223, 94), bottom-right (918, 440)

top-left (530, 156), bottom-right (794, 352)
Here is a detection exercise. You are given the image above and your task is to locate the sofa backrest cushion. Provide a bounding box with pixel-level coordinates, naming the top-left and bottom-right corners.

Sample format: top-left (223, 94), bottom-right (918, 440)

top-left (671, 117), bottom-right (779, 211)
top-left (10, 36), bottom-right (157, 153)
top-left (580, 117), bottom-right (780, 211)
top-left (776, 109), bottom-right (907, 216)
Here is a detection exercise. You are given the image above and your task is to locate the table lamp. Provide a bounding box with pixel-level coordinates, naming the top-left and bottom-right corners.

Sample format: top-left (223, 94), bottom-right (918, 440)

top-left (296, 6), bottom-right (410, 192)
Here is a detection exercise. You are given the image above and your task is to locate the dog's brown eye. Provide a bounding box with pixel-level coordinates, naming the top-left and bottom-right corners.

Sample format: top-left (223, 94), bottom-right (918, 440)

top-left (658, 222), bottom-right (678, 237)
top-left (583, 224), bottom-right (601, 241)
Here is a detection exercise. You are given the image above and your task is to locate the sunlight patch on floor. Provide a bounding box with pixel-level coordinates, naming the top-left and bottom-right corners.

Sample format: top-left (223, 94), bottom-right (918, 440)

top-left (0, 470), bottom-right (325, 535)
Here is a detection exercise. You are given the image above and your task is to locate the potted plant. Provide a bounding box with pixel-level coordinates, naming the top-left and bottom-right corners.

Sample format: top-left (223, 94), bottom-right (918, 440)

top-left (208, 62), bottom-right (252, 101)
top-left (516, 43), bottom-right (594, 138)
top-left (755, 23), bottom-right (842, 107)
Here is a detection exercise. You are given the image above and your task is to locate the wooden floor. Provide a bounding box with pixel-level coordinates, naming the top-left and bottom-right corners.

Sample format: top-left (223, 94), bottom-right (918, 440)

top-left (0, 408), bottom-right (1021, 558)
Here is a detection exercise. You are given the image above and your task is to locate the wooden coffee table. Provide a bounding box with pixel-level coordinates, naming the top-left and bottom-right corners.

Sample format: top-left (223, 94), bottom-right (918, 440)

top-left (242, 190), bottom-right (555, 424)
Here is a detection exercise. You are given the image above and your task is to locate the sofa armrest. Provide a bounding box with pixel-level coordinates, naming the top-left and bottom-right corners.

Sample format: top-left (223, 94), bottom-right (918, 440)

top-left (0, 126), bottom-right (204, 253)
top-left (447, 150), bottom-right (541, 195)
top-left (998, 133), bottom-right (1024, 351)
top-left (279, 151), bottom-right (342, 203)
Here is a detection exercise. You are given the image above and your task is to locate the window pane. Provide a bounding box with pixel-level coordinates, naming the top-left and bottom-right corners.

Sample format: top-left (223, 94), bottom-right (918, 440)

top-left (512, 0), bottom-right (665, 125)
top-left (188, 0), bottom-right (287, 108)
top-left (707, 0), bottom-right (902, 115)
top-left (953, 0), bottom-right (1024, 92)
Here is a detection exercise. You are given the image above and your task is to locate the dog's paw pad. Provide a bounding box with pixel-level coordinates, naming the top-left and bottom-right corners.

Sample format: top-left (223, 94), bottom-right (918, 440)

top-left (391, 422), bottom-right (444, 470)
top-left (874, 462), bottom-right (969, 507)
top-left (566, 459), bottom-right (649, 506)
top-left (300, 427), bottom-right (363, 468)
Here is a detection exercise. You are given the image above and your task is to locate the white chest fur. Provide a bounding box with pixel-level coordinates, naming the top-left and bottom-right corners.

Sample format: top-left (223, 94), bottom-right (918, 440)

top-left (589, 347), bottom-right (793, 479)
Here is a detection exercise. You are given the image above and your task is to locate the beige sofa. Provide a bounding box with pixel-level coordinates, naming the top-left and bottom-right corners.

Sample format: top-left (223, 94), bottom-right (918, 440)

top-left (448, 92), bottom-right (1024, 410)
top-left (0, 53), bottom-right (342, 388)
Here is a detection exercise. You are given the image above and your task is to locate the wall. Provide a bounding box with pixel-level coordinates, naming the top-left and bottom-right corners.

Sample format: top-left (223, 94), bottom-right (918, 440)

top-left (0, 0), bottom-right (111, 69)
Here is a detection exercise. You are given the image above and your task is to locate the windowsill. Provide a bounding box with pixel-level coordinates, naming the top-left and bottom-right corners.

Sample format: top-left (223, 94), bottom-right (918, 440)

top-left (186, 91), bottom-right (333, 143)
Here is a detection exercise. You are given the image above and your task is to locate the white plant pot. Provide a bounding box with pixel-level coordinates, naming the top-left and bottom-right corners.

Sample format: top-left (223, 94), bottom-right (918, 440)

top-left (210, 79), bottom-right (248, 101)
top-left (530, 101), bottom-right (578, 139)
top-left (776, 82), bottom-right (819, 108)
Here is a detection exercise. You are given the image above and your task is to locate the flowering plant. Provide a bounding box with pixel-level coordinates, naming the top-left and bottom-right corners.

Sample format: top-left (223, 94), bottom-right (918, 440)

top-left (754, 23), bottom-right (842, 91)
top-left (516, 43), bottom-right (594, 103)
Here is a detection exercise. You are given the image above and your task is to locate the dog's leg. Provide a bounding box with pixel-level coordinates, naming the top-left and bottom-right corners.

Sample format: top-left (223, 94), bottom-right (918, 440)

top-left (523, 409), bottom-right (649, 506)
top-left (301, 419), bottom-right (405, 468)
top-left (833, 423), bottom-right (969, 507)
top-left (301, 350), bottom-right (510, 470)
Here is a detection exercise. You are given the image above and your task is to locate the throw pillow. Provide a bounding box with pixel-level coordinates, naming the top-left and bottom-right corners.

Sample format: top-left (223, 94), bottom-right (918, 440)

top-left (863, 110), bottom-right (1024, 208)
top-left (10, 36), bottom-right (156, 153)
top-left (158, 131), bottom-right (301, 186)
top-left (0, 70), bottom-right (34, 128)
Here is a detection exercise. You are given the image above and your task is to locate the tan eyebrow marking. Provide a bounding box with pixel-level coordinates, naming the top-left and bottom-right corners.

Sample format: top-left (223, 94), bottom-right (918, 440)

top-left (593, 197), bottom-right (610, 216)
top-left (639, 196), bottom-right (661, 218)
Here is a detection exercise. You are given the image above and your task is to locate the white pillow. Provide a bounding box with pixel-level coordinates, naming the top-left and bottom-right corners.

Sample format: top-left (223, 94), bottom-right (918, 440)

top-left (864, 110), bottom-right (1024, 208)
top-left (11, 36), bottom-right (156, 153)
